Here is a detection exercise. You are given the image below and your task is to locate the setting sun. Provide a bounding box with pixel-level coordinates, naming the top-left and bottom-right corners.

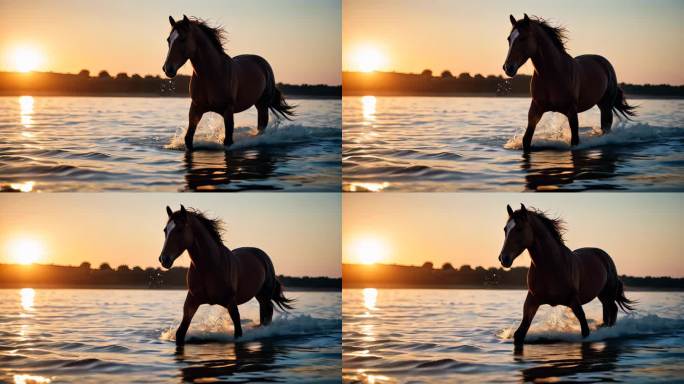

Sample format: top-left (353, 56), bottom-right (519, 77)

top-left (351, 44), bottom-right (386, 72)
top-left (11, 46), bottom-right (43, 73)
top-left (351, 236), bottom-right (389, 264)
top-left (7, 237), bottom-right (45, 265)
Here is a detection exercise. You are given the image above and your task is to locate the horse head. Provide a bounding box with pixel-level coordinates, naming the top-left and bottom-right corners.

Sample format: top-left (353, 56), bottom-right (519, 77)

top-left (159, 204), bottom-right (193, 269)
top-left (498, 204), bottom-right (534, 268)
top-left (163, 15), bottom-right (196, 78)
top-left (503, 14), bottom-right (535, 77)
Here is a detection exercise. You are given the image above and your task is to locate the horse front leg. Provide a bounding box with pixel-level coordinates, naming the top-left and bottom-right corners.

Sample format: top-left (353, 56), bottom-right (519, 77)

top-left (223, 105), bottom-right (235, 147)
top-left (185, 102), bottom-right (203, 151)
top-left (225, 301), bottom-right (243, 339)
top-left (514, 291), bottom-right (539, 348)
top-left (569, 296), bottom-right (590, 338)
top-left (566, 109), bottom-right (580, 146)
top-left (522, 101), bottom-right (543, 152)
top-left (176, 292), bottom-right (200, 346)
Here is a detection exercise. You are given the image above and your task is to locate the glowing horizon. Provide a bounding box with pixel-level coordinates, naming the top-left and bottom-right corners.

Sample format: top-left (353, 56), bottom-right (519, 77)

top-left (343, 0), bottom-right (684, 85)
top-left (0, 194), bottom-right (341, 278)
top-left (343, 193), bottom-right (684, 278)
top-left (0, 0), bottom-right (341, 85)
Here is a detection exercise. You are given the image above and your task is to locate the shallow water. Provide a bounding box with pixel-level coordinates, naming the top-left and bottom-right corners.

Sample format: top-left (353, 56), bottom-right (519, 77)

top-left (343, 289), bottom-right (684, 383)
top-left (343, 96), bottom-right (684, 191)
top-left (0, 96), bottom-right (341, 192)
top-left (0, 289), bottom-right (341, 383)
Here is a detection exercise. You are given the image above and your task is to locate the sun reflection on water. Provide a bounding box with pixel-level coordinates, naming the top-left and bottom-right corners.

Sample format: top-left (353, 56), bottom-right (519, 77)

top-left (13, 374), bottom-right (51, 384)
top-left (361, 95), bottom-right (376, 121)
top-left (363, 288), bottom-right (377, 310)
top-left (20, 288), bottom-right (35, 311)
top-left (19, 96), bottom-right (34, 129)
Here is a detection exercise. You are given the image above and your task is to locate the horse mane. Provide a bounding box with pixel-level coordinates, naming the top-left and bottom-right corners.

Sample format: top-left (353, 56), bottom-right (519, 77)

top-left (527, 208), bottom-right (566, 244)
top-left (187, 208), bottom-right (225, 244)
top-left (528, 16), bottom-right (569, 54)
top-left (181, 17), bottom-right (228, 56)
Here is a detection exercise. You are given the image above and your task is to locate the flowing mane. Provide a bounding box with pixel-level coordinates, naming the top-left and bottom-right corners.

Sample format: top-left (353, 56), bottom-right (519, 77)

top-left (178, 17), bottom-right (228, 56)
top-left (188, 208), bottom-right (225, 244)
top-left (529, 208), bottom-right (566, 244)
top-left (529, 16), bottom-right (569, 54)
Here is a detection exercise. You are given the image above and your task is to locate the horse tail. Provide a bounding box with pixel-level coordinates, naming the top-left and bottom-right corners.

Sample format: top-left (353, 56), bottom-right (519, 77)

top-left (272, 278), bottom-right (295, 311)
top-left (269, 87), bottom-right (296, 121)
top-left (253, 247), bottom-right (295, 312)
top-left (612, 87), bottom-right (637, 120)
top-left (615, 279), bottom-right (636, 313)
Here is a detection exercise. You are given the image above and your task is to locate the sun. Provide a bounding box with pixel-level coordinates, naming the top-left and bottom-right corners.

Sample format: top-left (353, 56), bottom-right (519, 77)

top-left (351, 237), bottom-right (389, 265)
top-left (7, 237), bottom-right (45, 265)
top-left (351, 44), bottom-right (386, 72)
top-left (12, 46), bottom-right (43, 73)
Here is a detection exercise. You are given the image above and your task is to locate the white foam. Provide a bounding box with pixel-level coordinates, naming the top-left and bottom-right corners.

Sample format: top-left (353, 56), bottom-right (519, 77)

top-left (497, 308), bottom-right (683, 343)
top-left (164, 113), bottom-right (339, 151)
top-left (160, 313), bottom-right (340, 343)
top-left (504, 113), bottom-right (683, 150)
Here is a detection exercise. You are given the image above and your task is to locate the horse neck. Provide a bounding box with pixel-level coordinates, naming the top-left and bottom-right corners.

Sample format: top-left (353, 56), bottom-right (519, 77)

top-left (188, 28), bottom-right (231, 79)
top-left (186, 216), bottom-right (224, 271)
top-left (526, 215), bottom-right (567, 270)
top-left (529, 26), bottom-right (570, 79)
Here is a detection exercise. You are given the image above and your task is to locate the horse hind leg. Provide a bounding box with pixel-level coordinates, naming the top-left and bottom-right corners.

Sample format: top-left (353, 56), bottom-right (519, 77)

top-left (256, 294), bottom-right (274, 326)
top-left (598, 103), bottom-right (614, 134)
top-left (256, 104), bottom-right (269, 135)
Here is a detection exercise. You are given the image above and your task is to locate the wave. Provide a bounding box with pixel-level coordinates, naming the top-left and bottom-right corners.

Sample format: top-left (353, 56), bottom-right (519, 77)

top-left (165, 117), bottom-right (340, 151)
top-left (498, 312), bottom-right (684, 343)
top-left (504, 115), bottom-right (684, 150)
top-left (160, 314), bottom-right (340, 343)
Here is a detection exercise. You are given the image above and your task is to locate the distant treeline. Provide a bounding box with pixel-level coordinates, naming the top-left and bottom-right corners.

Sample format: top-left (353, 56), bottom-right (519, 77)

top-left (0, 262), bottom-right (341, 290)
top-left (0, 70), bottom-right (341, 98)
top-left (343, 71), bottom-right (684, 98)
top-left (343, 263), bottom-right (684, 291)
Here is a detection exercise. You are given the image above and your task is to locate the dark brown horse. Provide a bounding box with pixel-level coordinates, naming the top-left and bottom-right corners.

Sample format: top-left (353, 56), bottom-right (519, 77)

top-left (158, 205), bottom-right (294, 345)
top-left (162, 15), bottom-right (294, 151)
top-left (498, 204), bottom-right (634, 347)
top-left (503, 14), bottom-right (636, 152)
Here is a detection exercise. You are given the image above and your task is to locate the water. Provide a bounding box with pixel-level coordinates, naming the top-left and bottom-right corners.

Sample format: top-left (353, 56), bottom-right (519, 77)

top-left (343, 96), bottom-right (684, 191)
top-left (0, 288), bottom-right (341, 383)
top-left (0, 96), bottom-right (341, 192)
top-left (343, 289), bottom-right (684, 383)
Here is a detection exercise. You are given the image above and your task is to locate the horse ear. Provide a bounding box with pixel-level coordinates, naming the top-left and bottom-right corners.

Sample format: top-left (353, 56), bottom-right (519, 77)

top-left (169, 16), bottom-right (176, 27)
top-left (180, 204), bottom-right (187, 216)
top-left (523, 14), bottom-right (530, 23)
top-left (509, 15), bottom-right (517, 27)
top-left (166, 206), bottom-right (173, 218)
top-left (183, 14), bottom-right (189, 22)
top-left (520, 203), bottom-right (527, 213)
top-left (507, 204), bottom-right (513, 217)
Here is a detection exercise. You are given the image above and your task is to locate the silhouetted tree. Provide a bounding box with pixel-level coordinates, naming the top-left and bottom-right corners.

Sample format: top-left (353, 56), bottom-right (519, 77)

top-left (99, 263), bottom-right (112, 271)
top-left (440, 70), bottom-right (453, 78)
top-left (458, 72), bottom-right (472, 80)
top-left (474, 73), bottom-right (485, 80)
top-left (422, 261), bottom-right (434, 269)
top-left (78, 69), bottom-right (90, 77)
top-left (442, 262), bottom-right (454, 271)
top-left (131, 74), bottom-right (142, 80)
top-left (79, 262), bottom-right (91, 269)
top-left (459, 264), bottom-right (473, 272)
top-left (115, 72), bottom-right (129, 80)
top-left (421, 69), bottom-right (433, 77)
top-left (98, 70), bottom-right (111, 79)
top-left (133, 266), bottom-right (143, 272)
top-left (117, 265), bottom-right (130, 272)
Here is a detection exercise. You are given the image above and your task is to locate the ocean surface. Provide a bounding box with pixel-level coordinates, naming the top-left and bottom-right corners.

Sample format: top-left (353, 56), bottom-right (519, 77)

top-left (0, 288), bottom-right (341, 383)
top-left (343, 96), bottom-right (684, 191)
top-left (0, 96), bottom-right (341, 192)
top-left (343, 288), bottom-right (684, 383)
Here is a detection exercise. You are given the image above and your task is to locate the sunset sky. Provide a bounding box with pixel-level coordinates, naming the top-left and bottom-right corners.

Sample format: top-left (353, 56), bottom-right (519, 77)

top-left (343, 193), bottom-right (684, 277)
top-left (343, 0), bottom-right (684, 84)
top-left (0, 193), bottom-right (341, 277)
top-left (0, 0), bottom-right (341, 84)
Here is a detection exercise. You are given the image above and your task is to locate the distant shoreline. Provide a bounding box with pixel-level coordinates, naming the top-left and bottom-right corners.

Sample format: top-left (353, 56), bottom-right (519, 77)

top-left (0, 91), bottom-right (340, 100)
top-left (341, 91), bottom-right (683, 100)
top-left (0, 284), bottom-right (340, 292)
top-left (342, 284), bottom-right (683, 292)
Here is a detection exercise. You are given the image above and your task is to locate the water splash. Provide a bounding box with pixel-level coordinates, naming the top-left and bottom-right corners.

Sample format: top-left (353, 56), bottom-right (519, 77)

top-left (504, 114), bottom-right (684, 150)
top-left (160, 313), bottom-right (340, 343)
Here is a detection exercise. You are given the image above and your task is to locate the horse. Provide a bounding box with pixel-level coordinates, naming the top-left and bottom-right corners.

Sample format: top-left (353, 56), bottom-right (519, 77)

top-left (162, 15), bottom-right (295, 151)
top-left (503, 14), bottom-right (636, 152)
top-left (497, 204), bottom-right (634, 347)
top-left (158, 205), bottom-right (294, 345)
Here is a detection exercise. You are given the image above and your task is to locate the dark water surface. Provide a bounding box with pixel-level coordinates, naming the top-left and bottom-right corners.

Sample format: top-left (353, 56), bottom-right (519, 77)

top-left (0, 289), bottom-right (341, 383)
top-left (0, 96), bottom-right (341, 192)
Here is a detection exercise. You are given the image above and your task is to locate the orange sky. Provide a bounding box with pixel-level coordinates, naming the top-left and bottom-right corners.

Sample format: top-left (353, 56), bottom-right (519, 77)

top-left (343, 0), bottom-right (684, 84)
top-left (343, 193), bottom-right (684, 277)
top-left (0, 0), bottom-right (341, 84)
top-left (0, 193), bottom-right (341, 277)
